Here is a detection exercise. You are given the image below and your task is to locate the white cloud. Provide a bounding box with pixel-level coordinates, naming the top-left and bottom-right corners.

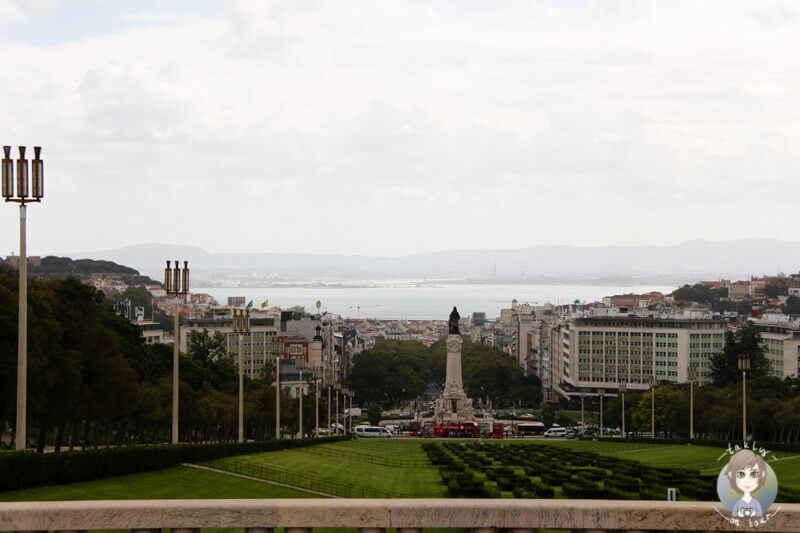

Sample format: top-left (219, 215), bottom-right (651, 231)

top-left (0, 0), bottom-right (24, 24)
top-left (1, 1), bottom-right (800, 258)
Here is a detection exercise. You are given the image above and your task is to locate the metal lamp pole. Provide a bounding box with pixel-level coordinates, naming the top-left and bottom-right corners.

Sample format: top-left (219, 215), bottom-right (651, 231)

top-left (3, 146), bottom-right (43, 451)
top-left (599, 389), bottom-right (604, 438)
top-left (335, 385), bottom-right (340, 435)
top-left (313, 368), bottom-right (321, 438)
top-left (275, 356), bottom-right (281, 439)
top-left (164, 260), bottom-right (189, 444)
top-left (619, 381), bottom-right (627, 439)
top-left (738, 355), bottom-right (750, 443)
top-left (232, 309), bottom-right (250, 443)
top-left (342, 389), bottom-right (348, 437)
top-left (648, 375), bottom-right (655, 439)
top-left (688, 366), bottom-right (697, 440)
top-left (580, 391), bottom-right (585, 431)
top-left (296, 358), bottom-right (306, 439)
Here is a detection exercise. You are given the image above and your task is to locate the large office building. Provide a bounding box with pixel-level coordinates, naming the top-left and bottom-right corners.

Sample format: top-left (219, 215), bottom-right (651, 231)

top-left (180, 315), bottom-right (281, 377)
top-left (751, 320), bottom-right (800, 378)
top-left (560, 315), bottom-right (728, 392)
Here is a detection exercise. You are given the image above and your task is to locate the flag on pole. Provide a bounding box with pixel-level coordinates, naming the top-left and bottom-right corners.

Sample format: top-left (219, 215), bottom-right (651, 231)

top-left (246, 300), bottom-right (253, 308)
top-left (261, 298), bottom-right (269, 308)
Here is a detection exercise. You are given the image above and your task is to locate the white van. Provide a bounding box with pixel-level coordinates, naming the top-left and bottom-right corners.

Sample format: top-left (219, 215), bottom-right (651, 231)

top-left (354, 425), bottom-right (392, 438)
top-left (543, 427), bottom-right (567, 438)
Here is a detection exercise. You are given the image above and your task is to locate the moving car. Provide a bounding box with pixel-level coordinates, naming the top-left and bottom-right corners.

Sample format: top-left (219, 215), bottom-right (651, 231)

top-left (543, 427), bottom-right (567, 438)
top-left (354, 425), bottom-right (392, 438)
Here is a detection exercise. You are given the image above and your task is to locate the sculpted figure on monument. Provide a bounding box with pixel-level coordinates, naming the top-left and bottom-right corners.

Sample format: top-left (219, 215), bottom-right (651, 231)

top-left (448, 306), bottom-right (460, 335)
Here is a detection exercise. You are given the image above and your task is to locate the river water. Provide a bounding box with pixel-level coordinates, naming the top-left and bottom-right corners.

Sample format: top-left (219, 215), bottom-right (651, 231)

top-left (199, 282), bottom-right (674, 320)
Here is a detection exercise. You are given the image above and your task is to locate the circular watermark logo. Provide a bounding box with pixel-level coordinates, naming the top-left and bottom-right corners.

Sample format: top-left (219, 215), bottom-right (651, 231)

top-left (714, 443), bottom-right (781, 527)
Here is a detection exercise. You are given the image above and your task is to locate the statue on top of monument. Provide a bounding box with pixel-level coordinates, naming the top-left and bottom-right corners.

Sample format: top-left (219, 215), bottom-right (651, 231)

top-left (448, 306), bottom-right (460, 335)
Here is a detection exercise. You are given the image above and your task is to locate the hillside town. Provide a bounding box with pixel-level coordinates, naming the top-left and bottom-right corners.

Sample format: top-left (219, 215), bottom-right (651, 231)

top-left (5, 255), bottom-right (800, 408)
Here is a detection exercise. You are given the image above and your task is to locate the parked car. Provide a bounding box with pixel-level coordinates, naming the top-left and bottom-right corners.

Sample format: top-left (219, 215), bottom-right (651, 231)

top-left (565, 428), bottom-right (577, 439)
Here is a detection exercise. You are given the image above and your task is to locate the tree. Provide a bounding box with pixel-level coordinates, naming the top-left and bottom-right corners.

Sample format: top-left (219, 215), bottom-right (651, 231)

top-left (367, 403), bottom-right (382, 425)
top-left (763, 282), bottom-right (789, 299)
top-left (346, 341), bottom-right (430, 407)
top-left (711, 323), bottom-right (770, 387)
top-left (783, 296), bottom-right (800, 315)
top-left (187, 328), bottom-right (227, 363)
top-left (541, 404), bottom-right (556, 427)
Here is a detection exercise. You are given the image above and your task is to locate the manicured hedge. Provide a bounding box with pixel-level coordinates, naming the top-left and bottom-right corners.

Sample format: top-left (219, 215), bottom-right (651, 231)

top-left (423, 441), bottom-right (723, 502)
top-left (0, 437), bottom-right (345, 493)
top-left (589, 436), bottom-right (800, 454)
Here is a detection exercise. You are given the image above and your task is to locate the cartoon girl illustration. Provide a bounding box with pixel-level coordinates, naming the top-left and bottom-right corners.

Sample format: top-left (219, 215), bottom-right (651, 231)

top-left (725, 449), bottom-right (767, 517)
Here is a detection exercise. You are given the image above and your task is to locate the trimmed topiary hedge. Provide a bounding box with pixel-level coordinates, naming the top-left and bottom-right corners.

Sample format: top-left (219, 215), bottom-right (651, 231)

top-left (0, 437), bottom-right (345, 493)
top-left (589, 437), bottom-right (800, 454)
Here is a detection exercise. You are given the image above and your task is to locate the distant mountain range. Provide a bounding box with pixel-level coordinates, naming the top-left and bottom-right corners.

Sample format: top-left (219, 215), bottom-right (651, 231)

top-left (67, 239), bottom-right (800, 286)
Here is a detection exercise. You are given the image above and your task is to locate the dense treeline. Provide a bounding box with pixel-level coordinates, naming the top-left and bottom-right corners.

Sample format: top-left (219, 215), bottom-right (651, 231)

top-left (347, 339), bottom-right (542, 408)
top-left (0, 275), bottom-right (319, 452)
top-left (600, 376), bottom-right (800, 442)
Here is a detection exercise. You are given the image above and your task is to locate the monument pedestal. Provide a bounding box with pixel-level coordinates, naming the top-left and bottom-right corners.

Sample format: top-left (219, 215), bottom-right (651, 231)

top-left (433, 334), bottom-right (475, 423)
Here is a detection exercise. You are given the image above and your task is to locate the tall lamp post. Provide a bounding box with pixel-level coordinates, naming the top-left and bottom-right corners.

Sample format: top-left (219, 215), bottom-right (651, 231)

top-left (580, 391), bottom-right (585, 431)
top-left (164, 260), bottom-right (189, 444)
top-left (688, 366), bottom-right (697, 440)
top-left (599, 389), bottom-right (604, 438)
top-left (313, 368), bottom-right (322, 437)
top-left (647, 375), bottom-right (655, 439)
top-left (738, 354), bottom-right (750, 443)
top-left (334, 385), bottom-right (340, 434)
top-left (296, 358), bottom-right (306, 439)
top-left (619, 381), bottom-right (627, 439)
top-left (232, 309), bottom-right (250, 443)
top-left (275, 356), bottom-right (281, 439)
top-left (3, 146), bottom-right (44, 451)
top-left (342, 388), bottom-right (349, 437)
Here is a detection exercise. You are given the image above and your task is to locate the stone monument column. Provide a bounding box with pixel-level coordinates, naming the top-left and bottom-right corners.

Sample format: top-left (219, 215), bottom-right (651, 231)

top-left (433, 307), bottom-right (475, 423)
top-left (444, 335), bottom-right (464, 394)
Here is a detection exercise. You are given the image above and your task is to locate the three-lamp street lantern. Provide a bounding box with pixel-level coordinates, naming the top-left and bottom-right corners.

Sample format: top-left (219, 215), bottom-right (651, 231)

top-left (619, 381), bottom-right (627, 439)
top-left (164, 260), bottom-right (189, 444)
top-left (3, 145), bottom-right (44, 451)
top-left (688, 366), bottom-right (698, 440)
top-left (738, 354), bottom-right (751, 443)
top-left (232, 308), bottom-right (250, 443)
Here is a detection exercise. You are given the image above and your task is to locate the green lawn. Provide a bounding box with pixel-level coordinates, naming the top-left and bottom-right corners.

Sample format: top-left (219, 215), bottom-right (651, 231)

top-left (211, 440), bottom-right (447, 497)
top-left (0, 465), bottom-right (316, 502)
top-left (538, 440), bottom-right (797, 468)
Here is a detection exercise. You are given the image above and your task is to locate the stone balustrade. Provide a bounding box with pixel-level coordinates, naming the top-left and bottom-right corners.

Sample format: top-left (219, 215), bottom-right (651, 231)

top-left (1, 499), bottom-right (798, 532)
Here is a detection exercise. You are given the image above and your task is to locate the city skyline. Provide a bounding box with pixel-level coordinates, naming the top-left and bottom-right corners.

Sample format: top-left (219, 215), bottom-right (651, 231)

top-left (2, 1), bottom-right (800, 257)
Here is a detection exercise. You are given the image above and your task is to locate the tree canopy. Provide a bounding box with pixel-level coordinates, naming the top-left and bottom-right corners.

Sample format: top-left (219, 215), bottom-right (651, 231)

top-left (346, 339), bottom-right (542, 408)
top-left (710, 322), bottom-right (770, 387)
top-left (0, 274), bottom-right (315, 451)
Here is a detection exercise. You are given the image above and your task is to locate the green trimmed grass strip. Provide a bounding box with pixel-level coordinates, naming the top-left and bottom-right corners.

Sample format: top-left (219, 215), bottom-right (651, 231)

top-left (0, 465), bottom-right (316, 502)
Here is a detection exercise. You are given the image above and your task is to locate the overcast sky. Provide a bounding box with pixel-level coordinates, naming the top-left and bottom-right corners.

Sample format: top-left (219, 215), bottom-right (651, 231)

top-left (1, 0), bottom-right (799, 258)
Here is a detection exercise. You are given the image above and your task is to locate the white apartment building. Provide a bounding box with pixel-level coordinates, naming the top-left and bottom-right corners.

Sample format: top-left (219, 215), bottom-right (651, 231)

top-left (562, 316), bottom-right (728, 391)
top-left (752, 321), bottom-right (800, 378)
top-left (180, 316), bottom-right (280, 377)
